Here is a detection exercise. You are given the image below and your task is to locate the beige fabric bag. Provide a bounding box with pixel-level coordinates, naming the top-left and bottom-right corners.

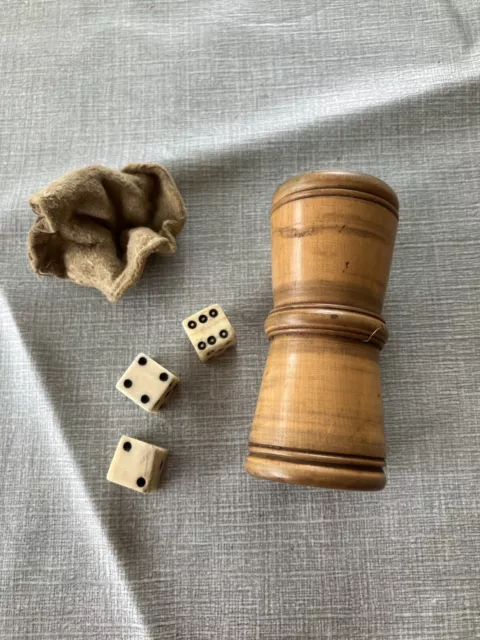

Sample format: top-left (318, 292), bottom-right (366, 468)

top-left (28, 163), bottom-right (186, 301)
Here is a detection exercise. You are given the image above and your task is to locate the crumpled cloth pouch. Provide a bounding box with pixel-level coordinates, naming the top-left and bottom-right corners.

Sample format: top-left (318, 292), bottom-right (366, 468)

top-left (28, 163), bottom-right (186, 301)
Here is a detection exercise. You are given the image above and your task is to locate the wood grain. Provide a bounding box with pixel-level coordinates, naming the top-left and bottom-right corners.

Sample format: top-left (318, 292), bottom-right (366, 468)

top-left (246, 171), bottom-right (399, 491)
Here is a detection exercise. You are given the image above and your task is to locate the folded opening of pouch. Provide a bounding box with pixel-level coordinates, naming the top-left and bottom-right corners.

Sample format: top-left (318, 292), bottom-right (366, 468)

top-left (27, 163), bottom-right (186, 302)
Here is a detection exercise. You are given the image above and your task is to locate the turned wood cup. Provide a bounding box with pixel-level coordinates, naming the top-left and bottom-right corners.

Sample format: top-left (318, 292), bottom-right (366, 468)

top-left (246, 172), bottom-right (399, 491)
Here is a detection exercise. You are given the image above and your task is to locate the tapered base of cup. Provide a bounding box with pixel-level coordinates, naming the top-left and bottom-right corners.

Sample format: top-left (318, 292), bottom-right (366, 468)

top-left (245, 450), bottom-right (386, 492)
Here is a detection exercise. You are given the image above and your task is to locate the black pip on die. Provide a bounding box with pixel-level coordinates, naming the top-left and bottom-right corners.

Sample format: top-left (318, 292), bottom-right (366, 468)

top-left (182, 303), bottom-right (236, 362)
top-left (116, 353), bottom-right (179, 412)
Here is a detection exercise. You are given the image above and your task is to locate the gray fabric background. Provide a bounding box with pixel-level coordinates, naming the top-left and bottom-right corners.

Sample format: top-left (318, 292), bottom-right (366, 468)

top-left (1, 1), bottom-right (479, 638)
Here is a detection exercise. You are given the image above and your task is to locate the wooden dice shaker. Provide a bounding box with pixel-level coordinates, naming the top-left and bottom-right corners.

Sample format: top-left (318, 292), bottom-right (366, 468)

top-left (246, 172), bottom-right (399, 491)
